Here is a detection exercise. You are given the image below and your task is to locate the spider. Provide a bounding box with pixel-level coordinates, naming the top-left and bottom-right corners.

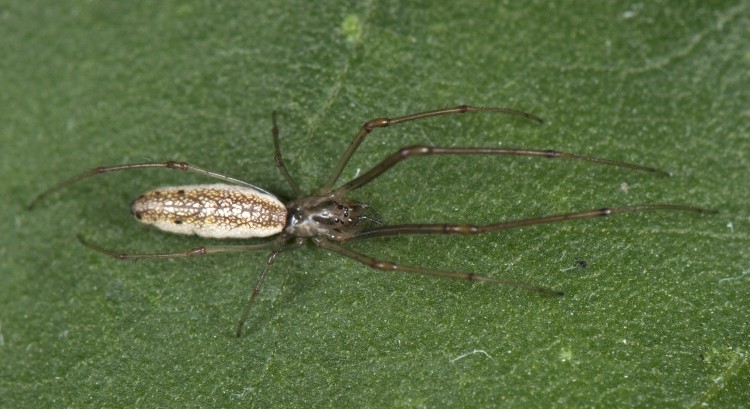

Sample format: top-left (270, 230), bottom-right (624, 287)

top-left (29, 105), bottom-right (714, 336)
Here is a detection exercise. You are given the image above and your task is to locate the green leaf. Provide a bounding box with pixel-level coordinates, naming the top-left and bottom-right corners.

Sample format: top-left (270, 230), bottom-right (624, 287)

top-left (2, 1), bottom-right (748, 407)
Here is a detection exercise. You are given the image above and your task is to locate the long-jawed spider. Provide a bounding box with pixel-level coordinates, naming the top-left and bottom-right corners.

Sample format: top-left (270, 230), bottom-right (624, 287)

top-left (29, 105), bottom-right (715, 336)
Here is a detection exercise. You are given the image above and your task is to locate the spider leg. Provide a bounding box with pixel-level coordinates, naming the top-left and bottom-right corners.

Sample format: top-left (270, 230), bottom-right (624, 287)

top-left (312, 237), bottom-right (563, 296)
top-left (343, 205), bottom-right (716, 241)
top-left (337, 145), bottom-right (670, 194)
top-left (320, 105), bottom-right (542, 192)
top-left (236, 237), bottom-right (305, 337)
top-left (28, 161), bottom-right (272, 209)
top-left (77, 234), bottom-right (280, 259)
top-left (272, 111), bottom-right (303, 197)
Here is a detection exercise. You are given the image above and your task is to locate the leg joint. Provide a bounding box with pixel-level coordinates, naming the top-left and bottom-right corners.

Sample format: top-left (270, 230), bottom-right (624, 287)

top-left (364, 118), bottom-right (390, 132)
top-left (165, 160), bottom-right (190, 171)
top-left (400, 145), bottom-right (432, 157)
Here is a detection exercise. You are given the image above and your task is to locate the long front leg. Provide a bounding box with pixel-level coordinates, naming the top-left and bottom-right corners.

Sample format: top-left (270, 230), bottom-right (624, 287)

top-left (341, 205), bottom-right (715, 241)
top-left (320, 105), bottom-right (542, 192)
top-left (312, 237), bottom-right (563, 296)
top-left (336, 145), bottom-right (671, 194)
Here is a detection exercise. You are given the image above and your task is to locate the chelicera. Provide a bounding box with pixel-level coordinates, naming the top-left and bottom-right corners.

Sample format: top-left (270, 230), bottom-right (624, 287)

top-left (29, 105), bottom-right (714, 336)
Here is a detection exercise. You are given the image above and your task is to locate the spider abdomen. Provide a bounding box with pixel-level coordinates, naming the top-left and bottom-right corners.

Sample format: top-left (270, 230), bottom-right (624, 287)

top-left (130, 183), bottom-right (287, 239)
